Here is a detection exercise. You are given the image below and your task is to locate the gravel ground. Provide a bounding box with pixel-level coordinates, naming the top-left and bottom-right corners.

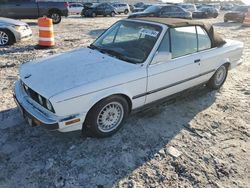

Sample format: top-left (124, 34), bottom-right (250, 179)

top-left (0, 13), bottom-right (249, 188)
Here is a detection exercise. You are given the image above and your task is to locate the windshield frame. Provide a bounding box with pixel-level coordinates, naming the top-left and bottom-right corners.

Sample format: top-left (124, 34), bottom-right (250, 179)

top-left (90, 19), bottom-right (166, 65)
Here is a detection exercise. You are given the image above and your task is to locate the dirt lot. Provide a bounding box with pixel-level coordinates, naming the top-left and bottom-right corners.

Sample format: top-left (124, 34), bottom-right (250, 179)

top-left (0, 13), bottom-right (250, 188)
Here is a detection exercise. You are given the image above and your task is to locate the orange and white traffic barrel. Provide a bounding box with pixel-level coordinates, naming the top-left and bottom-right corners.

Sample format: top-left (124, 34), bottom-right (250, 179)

top-left (243, 13), bottom-right (250, 27)
top-left (37, 16), bottom-right (55, 48)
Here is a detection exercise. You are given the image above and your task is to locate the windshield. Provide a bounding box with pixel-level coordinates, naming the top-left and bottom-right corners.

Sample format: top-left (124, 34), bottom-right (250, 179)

top-left (91, 20), bottom-right (162, 64)
top-left (144, 5), bottom-right (161, 13)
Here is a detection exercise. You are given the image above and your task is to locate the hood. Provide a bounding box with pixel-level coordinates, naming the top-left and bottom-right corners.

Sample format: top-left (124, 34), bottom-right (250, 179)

top-left (20, 48), bottom-right (136, 99)
top-left (0, 17), bottom-right (27, 26)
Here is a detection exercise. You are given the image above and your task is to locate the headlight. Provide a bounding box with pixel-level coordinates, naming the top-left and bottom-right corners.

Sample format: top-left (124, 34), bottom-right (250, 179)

top-left (38, 95), bottom-right (43, 105)
top-left (12, 25), bottom-right (26, 31)
top-left (46, 99), bottom-right (53, 111)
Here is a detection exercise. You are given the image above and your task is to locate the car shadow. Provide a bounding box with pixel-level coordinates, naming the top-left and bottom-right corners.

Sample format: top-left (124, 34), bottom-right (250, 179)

top-left (0, 85), bottom-right (217, 187)
top-left (0, 45), bottom-right (36, 56)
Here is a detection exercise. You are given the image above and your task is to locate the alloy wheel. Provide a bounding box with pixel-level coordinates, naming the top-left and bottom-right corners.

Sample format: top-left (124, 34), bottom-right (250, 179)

top-left (0, 31), bottom-right (9, 46)
top-left (97, 102), bottom-right (124, 133)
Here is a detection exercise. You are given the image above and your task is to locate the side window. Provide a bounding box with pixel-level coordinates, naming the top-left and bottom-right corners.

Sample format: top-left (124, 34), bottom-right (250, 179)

top-left (160, 6), bottom-right (171, 14)
top-left (197, 26), bottom-right (211, 51)
top-left (172, 6), bottom-right (182, 12)
top-left (170, 26), bottom-right (197, 58)
top-left (158, 31), bottom-right (170, 52)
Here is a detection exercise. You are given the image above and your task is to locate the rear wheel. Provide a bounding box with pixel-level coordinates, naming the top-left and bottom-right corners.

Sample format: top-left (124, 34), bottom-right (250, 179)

top-left (84, 96), bottom-right (129, 137)
top-left (124, 9), bottom-right (129, 14)
top-left (0, 29), bottom-right (14, 46)
top-left (49, 11), bottom-right (61, 24)
top-left (207, 64), bottom-right (228, 90)
top-left (92, 12), bottom-right (96, 17)
top-left (110, 11), bottom-right (115, 17)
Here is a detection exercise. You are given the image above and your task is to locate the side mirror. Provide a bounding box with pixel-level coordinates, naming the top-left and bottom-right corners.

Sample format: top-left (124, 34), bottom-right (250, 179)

top-left (152, 51), bottom-right (172, 64)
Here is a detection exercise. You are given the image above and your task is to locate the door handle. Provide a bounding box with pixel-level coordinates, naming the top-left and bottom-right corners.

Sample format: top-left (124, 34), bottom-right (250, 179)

top-left (16, 4), bottom-right (21, 6)
top-left (194, 59), bottom-right (201, 63)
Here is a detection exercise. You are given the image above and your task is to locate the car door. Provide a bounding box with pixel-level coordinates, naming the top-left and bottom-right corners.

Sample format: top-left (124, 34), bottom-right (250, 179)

top-left (146, 26), bottom-right (203, 104)
top-left (96, 4), bottom-right (104, 15)
top-left (159, 6), bottom-right (172, 17)
top-left (5, 0), bottom-right (38, 18)
top-left (195, 26), bottom-right (216, 82)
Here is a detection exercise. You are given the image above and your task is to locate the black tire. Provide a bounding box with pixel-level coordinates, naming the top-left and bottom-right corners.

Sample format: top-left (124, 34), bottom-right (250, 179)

top-left (0, 29), bottom-right (15, 46)
top-left (84, 95), bottom-right (129, 138)
top-left (124, 9), bottom-right (129, 14)
top-left (92, 12), bottom-right (96, 17)
top-left (110, 11), bottom-right (115, 17)
top-left (224, 18), bottom-right (228, 22)
top-left (207, 64), bottom-right (228, 90)
top-left (49, 11), bottom-right (61, 24)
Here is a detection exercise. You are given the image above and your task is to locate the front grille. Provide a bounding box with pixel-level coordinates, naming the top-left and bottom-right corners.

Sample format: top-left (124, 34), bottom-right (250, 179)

top-left (21, 81), bottom-right (54, 112)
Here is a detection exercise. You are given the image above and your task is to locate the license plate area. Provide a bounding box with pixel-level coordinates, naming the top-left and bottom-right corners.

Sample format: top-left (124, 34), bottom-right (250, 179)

top-left (14, 95), bottom-right (40, 127)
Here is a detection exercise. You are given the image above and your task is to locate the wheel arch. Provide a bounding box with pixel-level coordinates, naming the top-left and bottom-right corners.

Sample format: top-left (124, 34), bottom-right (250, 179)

top-left (217, 58), bottom-right (231, 70)
top-left (48, 8), bottom-right (62, 15)
top-left (0, 28), bottom-right (16, 43)
top-left (87, 93), bottom-right (133, 115)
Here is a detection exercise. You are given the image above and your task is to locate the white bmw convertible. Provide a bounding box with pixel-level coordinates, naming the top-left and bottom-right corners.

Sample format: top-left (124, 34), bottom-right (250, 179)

top-left (14, 18), bottom-right (243, 137)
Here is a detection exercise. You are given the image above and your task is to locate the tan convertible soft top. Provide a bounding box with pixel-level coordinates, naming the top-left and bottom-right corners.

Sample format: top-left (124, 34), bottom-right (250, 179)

top-left (132, 17), bottom-right (226, 48)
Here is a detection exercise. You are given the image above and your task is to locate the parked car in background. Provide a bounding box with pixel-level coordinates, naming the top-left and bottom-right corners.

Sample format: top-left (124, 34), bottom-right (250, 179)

top-left (221, 3), bottom-right (234, 11)
top-left (193, 7), bottom-right (219, 18)
top-left (83, 2), bottom-right (98, 8)
top-left (178, 3), bottom-right (197, 12)
top-left (129, 5), bottom-right (135, 12)
top-left (0, 17), bottom-right (32, 46)
top-left (111, 3), bottom-right (130, 14)
top-left (224, 6), bottom-right (250, 23)
top-left (205, 3), bottom-right (221, 11)
top-left (128, 5), bottom-right (192, 20)
top-left (134, 2), bottom-right (145, 8)
top-left (0, 0), bottom-right (69, 24)
top-left (132, 4), bottom-right (151, 13)
top-left (14, 17), bottom-right (243, 137)
top-left (81, 3), bottom-right (117, 17)
top-left (68, 3), bottom-right (84, 15)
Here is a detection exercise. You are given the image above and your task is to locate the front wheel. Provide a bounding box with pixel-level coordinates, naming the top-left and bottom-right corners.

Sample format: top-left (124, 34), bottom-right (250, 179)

top-left (124, 9), bottom-right (129, 14)
top-left (207, 64), bottom-right (228, 90)
top-left (110, 11), bottom-right (115, 17)
top-left (49, 12), bottom-right (61, 24)
top-left (0, 29), bottom-right (14, 46)
top-left (92, 12), bottom-right (96, 17)
top-left (84, 96), bottom-right (129, 137)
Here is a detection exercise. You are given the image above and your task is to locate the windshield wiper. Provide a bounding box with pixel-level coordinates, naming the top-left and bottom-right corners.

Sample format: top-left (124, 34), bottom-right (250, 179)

top-left (100, 48), bottom-right (138, 64)
top-left (88, 45), bottom-right (139, 64)
top-left (88, 43), bottom-right (99, 50)
top-left (88, 44), bottom-right (111, 55)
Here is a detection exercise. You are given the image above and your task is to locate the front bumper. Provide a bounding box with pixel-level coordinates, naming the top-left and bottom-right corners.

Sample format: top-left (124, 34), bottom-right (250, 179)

top-left (14, 80), bottom-right (59, 130)
top-left (13, 80), bottom-right (85, 132)
top-left (10, 26), bottom-right (32, 42)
